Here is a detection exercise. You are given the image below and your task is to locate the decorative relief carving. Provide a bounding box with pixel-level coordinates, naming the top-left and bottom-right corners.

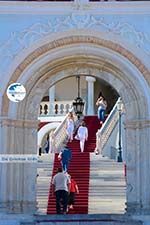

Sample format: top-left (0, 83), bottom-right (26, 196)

top-left (0, 14), bottom-right (150, 73)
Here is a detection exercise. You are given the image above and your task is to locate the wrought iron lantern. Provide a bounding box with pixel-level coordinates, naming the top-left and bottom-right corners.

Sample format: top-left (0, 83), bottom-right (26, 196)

top-left (73, 76), bottom-right (85, 118)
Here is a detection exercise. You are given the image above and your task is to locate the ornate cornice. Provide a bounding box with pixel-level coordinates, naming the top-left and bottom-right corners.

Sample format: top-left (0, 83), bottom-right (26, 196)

top-left (0, 2), bottom-right (150, 15)
top-left (0, 14), bottom-right (150, 59)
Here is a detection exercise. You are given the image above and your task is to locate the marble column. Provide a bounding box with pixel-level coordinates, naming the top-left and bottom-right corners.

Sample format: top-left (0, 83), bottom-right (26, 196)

top-left (0, 118), bottom-right (39, 214)
top-left (86, 76), bottom-right (96, 115)
top-left (125, 119), bottom-right (150, 215)
top-left (49, 85), bottom-right (55, 115)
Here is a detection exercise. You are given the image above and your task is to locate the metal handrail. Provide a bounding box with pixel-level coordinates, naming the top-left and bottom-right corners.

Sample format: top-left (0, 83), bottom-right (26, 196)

top-left (51, 108), bottom-right (78, 153)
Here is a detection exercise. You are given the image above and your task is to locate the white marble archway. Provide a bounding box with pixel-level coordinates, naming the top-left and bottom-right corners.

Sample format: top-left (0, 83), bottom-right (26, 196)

top-left (0, 33), bottom-right (150, 215)
top-left (38, 122), bottom-right (60, 148)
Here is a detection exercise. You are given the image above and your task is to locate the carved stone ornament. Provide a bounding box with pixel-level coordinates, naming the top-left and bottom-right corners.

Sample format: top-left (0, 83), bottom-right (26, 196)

top-left (0, 14), bottom-right (150, 73)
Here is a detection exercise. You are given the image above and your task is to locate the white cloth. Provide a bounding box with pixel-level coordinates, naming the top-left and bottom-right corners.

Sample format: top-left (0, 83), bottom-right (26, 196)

top-left (77, 126), bottom-right (88, 152)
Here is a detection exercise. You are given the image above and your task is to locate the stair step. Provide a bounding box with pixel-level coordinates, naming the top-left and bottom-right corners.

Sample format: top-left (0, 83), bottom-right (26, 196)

top-left (47, 116), bottom-right (100, 214)
top-left (37, 116), bottom-right (126, 215)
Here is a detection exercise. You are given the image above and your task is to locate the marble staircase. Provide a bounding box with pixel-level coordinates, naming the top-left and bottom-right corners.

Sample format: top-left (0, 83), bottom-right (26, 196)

top-left (37, 154), bottom-right (54, 214)
top-left (89, 153), bottom-right (126, 214)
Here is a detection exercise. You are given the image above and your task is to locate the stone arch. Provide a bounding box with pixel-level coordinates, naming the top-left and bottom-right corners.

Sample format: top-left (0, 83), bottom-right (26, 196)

top-left (2, 32), bottom-right (150, 117)
top-left (38, 122), bottom-right (61, 148)
top-left (0, 33), bottom-right (150, 214)
top-left (13, 50), bottom-right (150, 121)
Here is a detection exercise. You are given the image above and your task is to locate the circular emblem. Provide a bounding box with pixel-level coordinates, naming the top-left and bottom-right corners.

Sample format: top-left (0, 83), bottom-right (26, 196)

top-left (7, 83), bottom-right (26, 102)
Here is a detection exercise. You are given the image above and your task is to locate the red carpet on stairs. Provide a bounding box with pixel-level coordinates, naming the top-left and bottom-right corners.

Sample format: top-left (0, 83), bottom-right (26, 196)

top-left (47, 116), bottom-right (101, 214)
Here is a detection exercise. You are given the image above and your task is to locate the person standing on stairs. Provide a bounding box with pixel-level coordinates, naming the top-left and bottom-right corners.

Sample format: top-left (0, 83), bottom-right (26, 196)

top-left (96, 93), bottom-right (107, 125)
top-left (75, 121), bottom-right (88, 153)
top-left (44, 134), bottom-right (49, 153)
top-left (66, 112), bottom-right (75, 142)
top-left (68, 175), bottom-right (79, 211)
top-left (52, 167), bottom-right (71, 214)
top-left (58, 145), bottom-right (72, 172)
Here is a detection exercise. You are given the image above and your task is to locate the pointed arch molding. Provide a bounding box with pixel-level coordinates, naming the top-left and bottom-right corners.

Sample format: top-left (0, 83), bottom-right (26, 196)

top-left (2, 35), bottom-right (150, 116)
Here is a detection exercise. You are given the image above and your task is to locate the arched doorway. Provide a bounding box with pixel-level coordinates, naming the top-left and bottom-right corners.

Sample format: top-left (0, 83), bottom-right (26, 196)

top-left (38, 122), bottom-right (61, 152)
top-left (0, 32), bottom-right (150, 214)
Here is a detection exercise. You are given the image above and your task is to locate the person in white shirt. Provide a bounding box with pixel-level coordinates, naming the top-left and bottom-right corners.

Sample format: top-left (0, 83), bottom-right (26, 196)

top-left (76, 121), bottom-right (88, 153)
top-left (66, 112), bottom-right (74, 142)
top-left (52, 167), bottom-right (71, 214)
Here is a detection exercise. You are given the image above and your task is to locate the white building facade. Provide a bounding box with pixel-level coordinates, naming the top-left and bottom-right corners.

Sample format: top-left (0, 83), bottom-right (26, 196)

top-left (0, 1), bottom-right (150, 223)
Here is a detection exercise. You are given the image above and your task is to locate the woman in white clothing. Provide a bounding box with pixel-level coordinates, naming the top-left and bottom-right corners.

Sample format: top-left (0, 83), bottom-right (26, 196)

top-left (66, 112), bottom-right (74, 142)
top-left (76, 121), bottom-right (88, 152)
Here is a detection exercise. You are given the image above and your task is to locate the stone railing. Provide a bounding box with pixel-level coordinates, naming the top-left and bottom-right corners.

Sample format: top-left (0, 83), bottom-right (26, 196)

top-left (39, 101), bottom-right (73, 116)
top-left (95, 98), bottom-right (122, 155)
top-left (51, 109), bottom-right (79, 153)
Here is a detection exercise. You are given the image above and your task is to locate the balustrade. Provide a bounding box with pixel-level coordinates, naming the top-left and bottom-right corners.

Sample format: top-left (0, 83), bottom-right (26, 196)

top-left (50, 109), bottom-right (79, 152)
top-left (95, 98), bottom-right (124, 155)
top-left (39, 100), bottom-right (73, 116)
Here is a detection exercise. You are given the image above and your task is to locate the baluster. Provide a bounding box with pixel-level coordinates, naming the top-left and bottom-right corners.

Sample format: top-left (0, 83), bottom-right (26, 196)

top-left (40, 105), bottom-right (42, 115)
top-left (60, 104), bottom-right (64, 115)
top-left (41, 104), bottom-right (44, 115)
top-left (57, 103), bottom-right (61, 115)
top-left (65, 104), bottom-right (69, 114)
top-left (52, 102), bottom-right (56, 115)
top-left (49, 102), bottom-right (55, 115)
top-left (47, 103), bottom-right (50, 115)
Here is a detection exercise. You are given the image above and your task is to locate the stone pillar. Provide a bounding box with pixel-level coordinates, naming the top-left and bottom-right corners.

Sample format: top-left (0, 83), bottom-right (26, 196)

top-left (125, 119), bottom-right (150, 215)
top-left (0, 118), bottom-right (39, 214)
top-left (86, 76), bottom-right (96, 115)
top-left (49, 85), bottom-right (55, 115)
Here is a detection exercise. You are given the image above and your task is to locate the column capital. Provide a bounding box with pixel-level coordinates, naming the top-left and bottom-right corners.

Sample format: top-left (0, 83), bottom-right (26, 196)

top-left (125, 119), bottom-right (150, 129)
top-left (86, 76), bottom-right (96, 83)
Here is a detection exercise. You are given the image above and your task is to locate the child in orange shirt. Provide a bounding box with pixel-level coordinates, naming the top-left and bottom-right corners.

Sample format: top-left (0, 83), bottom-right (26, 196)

top-left (68, 175), bottom-right (79, 210)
